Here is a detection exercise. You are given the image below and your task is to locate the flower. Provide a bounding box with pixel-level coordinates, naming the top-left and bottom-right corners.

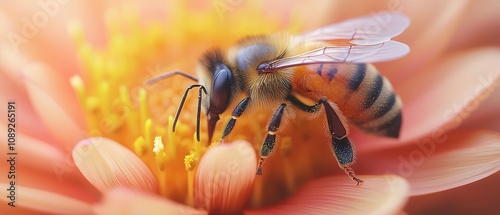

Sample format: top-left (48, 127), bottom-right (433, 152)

top-left (0, 0), bottom-right (499, 214)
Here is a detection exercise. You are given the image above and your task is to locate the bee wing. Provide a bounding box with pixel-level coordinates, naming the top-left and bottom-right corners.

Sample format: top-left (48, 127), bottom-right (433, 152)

top-left (258, 41), bottom-right (409, 72)
top-left (299, 12), bottom-right (410, 45)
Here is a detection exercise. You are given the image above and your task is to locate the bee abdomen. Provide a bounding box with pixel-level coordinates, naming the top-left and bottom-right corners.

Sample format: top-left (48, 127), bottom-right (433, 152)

top-left (347, 64), bottom-right (366, 91)
top-left (346, 65), bottom-right (402, 138)
top-left (297, 63), bottom-right (402, 138)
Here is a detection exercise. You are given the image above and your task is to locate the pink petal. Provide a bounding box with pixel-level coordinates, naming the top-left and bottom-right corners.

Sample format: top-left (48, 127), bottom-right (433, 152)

top-left (0, 168), bottom-right (99, 204)
top-left (0, 11), bottom-right (29, 86)
top-left (356, 48), bottom-right (500, 152)
top-left (247, 175), bottom-right (409, 215)
top-left (94, 188), bottom-right (207, 215)
top-left (0, 127), bottom-right (85, 183)
top-left (0, 130), bottom-right (100, 203)
top-left (405, 172), bottom-right (500, 215)
top-left (21, 63), bottom-right (86, 149)
top-left (195, 140), bottom-right (256, 214)
top-left (460, 87), bottom-right (500, 131)
top-left (448, 1), bottom-right (500, 52)
top-left (382, 0), bottom-right (470, 83)
top-left (73, 137), bottom-right (158, 194)
top-left (0, 204), bottom-right (44, 215)
top-left (399, 48), bottom-right (500, 141)
top-left (0, 183), bottom-right (93, 215)
top-left (359, 131), bottom-right (500, 196)
top-left (0, 69), bottom-right (57, 143)
top-left (0, 1), bottom-right (103, 78)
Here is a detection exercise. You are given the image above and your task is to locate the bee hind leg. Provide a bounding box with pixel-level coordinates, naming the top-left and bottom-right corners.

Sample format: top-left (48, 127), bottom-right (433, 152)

top-left (287, 94), bottom-right (363, 186)
top-left (321, 99), bottom-right (363, 186)
top-left (256, 103), bottom-right (287, 175)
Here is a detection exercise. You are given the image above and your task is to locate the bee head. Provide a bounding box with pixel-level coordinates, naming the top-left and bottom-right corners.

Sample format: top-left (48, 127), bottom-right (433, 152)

top-left (198, 49), bottom-right (235, 143)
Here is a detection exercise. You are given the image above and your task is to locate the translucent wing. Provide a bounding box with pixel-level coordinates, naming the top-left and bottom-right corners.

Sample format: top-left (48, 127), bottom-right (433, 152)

top-left (257, 12), bottom-right (410, 73)
top-left (299, 12), bottom-right (410, 45)
top-left (257, 41), bottom-right (409, 72)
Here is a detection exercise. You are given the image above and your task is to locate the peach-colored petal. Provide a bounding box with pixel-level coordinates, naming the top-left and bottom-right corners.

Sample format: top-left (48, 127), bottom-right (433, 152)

top-left (0, 12), bottom-right (29, 86)
top-left (195, 140), bottom-right (256, 214)
top-left (0, 125), bottom-right (82, 182)
top-left (0, 69), bottom-right (58, 143)
top-left (94, 188), bottom-right (207, 215)
top-left (73, 137), bottom-right (158, 194)
top-left (406, 172), bottom-right (500, 215)
top-left (460, 87), bottom-right (500, 131)
top-left (247, 175), bottom-right (409, 215)
top-left (0, 1), bottom-right (104, 78)
top-left (383, 0), bottom-right (470, 82)
top-left (0, 0), bottom-right (177, 79)
top-left (406, 131), bottom-right (499, 196)
top-left (0, 128), bottom-right (100, 202)
top-left (360, 131), bottom-right (500, 196)
top-left (0, 168), bottom-right (99, 204)
top-left (399, 48), bottom-right (500, 142)
top-left (448, 0), bottom-right (500, 52)
top-left (0, 183), bottom-right (93, 215)
top-left (0, 204), bottom-right (48, 215)
top-left (22, 63), bottom-right (86, 148)
top-left (356, 48), bottom-right (500, 152)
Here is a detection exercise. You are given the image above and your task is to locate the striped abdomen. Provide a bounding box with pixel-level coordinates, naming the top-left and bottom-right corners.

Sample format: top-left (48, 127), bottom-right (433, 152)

top-left (293, 63), bottom-right (402, 138)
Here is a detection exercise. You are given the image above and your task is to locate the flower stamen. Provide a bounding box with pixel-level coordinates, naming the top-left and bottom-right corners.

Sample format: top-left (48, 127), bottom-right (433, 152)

top-left (133, 136), bottom-right (146, 156)
top-left (153, 136), bottom-right (166, 170)
top-left (184, 153), bottom-right (197, 207)
top-left (70, 75), bottom-right (86, 105)
top-left (139, 88), bottom-right (149, 126)
top-left (152, 135), bottom-right (168, 197)
top-left (99, 81), bottom-right (110, 115)
top-left (167, 116), bottom-right (177, 160)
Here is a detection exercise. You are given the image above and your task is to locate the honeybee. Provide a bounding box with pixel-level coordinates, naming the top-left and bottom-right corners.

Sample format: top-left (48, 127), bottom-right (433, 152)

top-left (148, 12), bottom-right (410, 185)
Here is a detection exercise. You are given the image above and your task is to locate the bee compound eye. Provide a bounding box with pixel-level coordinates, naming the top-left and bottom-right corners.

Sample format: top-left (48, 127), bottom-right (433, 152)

top-left (210, 64), bottom-right (234, 113)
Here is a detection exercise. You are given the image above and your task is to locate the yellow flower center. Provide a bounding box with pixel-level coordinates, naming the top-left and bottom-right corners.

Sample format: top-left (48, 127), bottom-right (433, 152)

top-left (69, 1), bottom-right (338, 208)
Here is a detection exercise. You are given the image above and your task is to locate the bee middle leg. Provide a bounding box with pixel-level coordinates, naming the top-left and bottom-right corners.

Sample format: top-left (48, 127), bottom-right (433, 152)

top-left (287, 95), bottom-right (363, 185)
top-left (256, 103), bottom-right (287, 175)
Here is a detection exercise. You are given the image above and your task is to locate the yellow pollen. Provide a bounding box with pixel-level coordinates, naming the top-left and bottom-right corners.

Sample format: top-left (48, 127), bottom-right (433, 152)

top-left (153, 136), bottom-right (166, 171)
top-left (184, 152), bottom-right (197, 207)
top-left (184, 153), bottom-right (197, 172)
top-left (153, 136), bottom-right (168, 197)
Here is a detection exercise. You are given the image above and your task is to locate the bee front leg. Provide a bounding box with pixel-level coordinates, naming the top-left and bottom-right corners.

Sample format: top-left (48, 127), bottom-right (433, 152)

top-left (219, 97), bottom-right (251, 141)
top-left (256, 103), bottom-right (287, 175)
top-left (321, 98), bottom-right (363, 186)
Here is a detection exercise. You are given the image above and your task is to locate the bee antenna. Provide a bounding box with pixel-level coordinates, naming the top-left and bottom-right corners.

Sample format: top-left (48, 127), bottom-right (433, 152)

top-left (146, 70), bottom-right (199, 86)
top-left (173, 84), bottom-right (207, 142)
